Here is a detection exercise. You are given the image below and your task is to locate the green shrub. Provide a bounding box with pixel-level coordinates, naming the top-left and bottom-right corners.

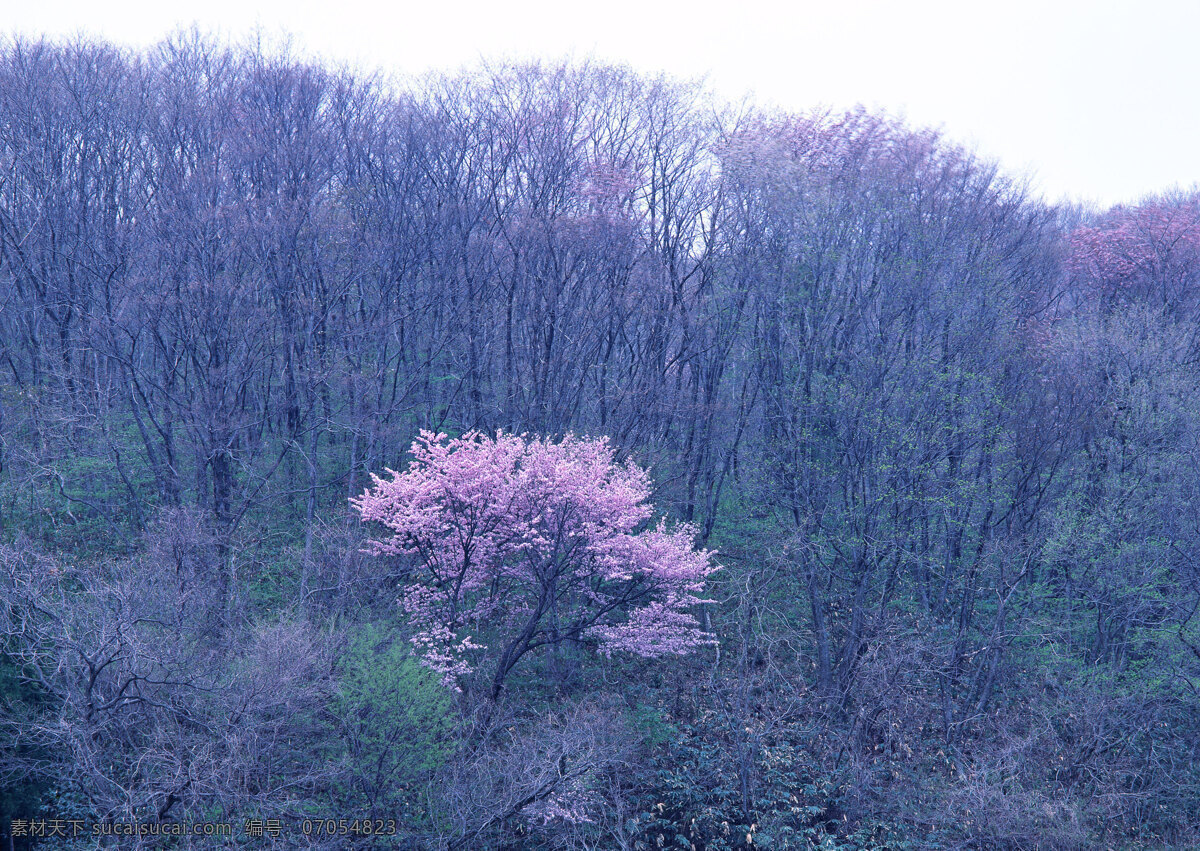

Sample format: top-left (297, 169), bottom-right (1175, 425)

top-left (333, 624), bottom-right (455, 821)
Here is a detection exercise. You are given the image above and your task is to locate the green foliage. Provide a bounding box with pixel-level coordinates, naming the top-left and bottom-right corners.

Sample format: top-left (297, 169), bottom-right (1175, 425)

top-left (0, 650), bottom-right (57, 842)
top-left (333, 623), bottom-right (454, 819)
top-left (629, 718), bottom-right (910, 850)
top-left (631, 701), bottom-right (680, 749)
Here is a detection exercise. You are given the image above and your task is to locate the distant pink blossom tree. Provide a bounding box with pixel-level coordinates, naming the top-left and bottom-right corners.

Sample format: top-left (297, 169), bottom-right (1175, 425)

top-left (1067, 199), bottom-right (1200, 314)
top-left (352, 430), bottom-right (716, 698)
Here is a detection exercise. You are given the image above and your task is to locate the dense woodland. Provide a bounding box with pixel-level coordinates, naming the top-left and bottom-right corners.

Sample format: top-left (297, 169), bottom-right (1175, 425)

top-left (1, 33), bottom-right (1199, 850)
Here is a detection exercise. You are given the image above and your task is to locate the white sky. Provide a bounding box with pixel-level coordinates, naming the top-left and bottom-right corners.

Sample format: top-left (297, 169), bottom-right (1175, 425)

top-left (5, 0), bottom-right (1199, 208)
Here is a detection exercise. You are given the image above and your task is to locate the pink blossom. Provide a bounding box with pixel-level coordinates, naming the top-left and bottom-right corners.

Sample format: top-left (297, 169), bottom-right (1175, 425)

top-left (351, 430), bottom-right (717, 694)
top-left (1067, 199), bottom-right (1200, 311)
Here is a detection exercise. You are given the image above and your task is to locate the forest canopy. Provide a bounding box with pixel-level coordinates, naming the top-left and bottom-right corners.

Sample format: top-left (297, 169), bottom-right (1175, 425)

top-left (0, 32), bottom-right (1198, 850)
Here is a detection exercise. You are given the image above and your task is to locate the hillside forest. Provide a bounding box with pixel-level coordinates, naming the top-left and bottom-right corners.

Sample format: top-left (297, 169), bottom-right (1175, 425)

top-left (1, 34), bottom-right (1199, 850)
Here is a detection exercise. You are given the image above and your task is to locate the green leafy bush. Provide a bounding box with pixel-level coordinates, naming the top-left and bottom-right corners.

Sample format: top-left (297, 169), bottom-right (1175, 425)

top-left (334, 624), bottom-right (455, 822)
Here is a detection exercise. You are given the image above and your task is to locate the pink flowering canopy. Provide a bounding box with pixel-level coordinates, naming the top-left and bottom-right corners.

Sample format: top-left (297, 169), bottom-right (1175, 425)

top-left (1067, 199), bottom-right (1200, 313)
top-left (351, 430), bottom-right (717, 696)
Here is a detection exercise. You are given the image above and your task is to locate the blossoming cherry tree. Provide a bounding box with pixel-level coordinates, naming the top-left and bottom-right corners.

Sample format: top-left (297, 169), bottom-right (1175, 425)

top-left (352, 430), bottom-right (717, 698)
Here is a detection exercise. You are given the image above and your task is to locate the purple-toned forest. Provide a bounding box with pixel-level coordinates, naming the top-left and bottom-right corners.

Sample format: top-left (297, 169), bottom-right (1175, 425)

top-left (1, 33), bottom-right (1198, 850)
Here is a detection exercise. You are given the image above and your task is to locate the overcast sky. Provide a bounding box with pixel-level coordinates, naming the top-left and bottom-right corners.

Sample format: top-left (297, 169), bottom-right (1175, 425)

top-left (6, 0), bottom-right (1198, 208)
